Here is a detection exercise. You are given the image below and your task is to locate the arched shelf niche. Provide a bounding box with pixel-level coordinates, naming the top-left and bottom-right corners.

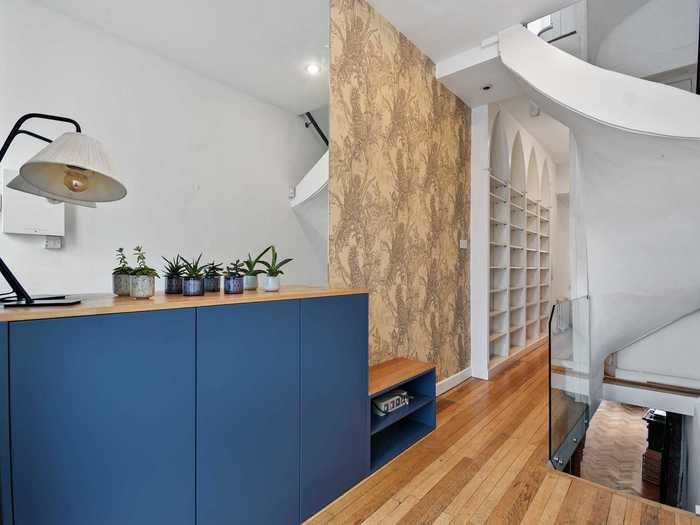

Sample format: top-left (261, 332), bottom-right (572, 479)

top-left (510, 132), bottom-right (526, 192)
top-left (541, 161), bottom-right (552, 208)
top-left (489, 112), bottom-right (510, 183)
top-left (526, 148), bottom-right (540, 201)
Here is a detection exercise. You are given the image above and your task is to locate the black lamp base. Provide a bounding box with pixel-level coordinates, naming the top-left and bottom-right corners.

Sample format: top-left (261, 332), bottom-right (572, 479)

top-left (2, 295), bottom-right (81, 308)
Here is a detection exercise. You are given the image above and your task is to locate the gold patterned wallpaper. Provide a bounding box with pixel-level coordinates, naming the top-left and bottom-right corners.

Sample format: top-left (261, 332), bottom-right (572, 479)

top-left (328, 0), bottom-right (471, 380)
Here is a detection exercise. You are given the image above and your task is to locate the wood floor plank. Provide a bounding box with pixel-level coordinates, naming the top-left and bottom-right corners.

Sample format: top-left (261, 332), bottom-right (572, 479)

top-left (554, 479), bottom-right (598, 524)
top-left (609, 494), bottom-right (630, 525)
top-left (519, 474), bottom-right (561, 525)
top-left (624, 501), bottom-right (643, 525)
top-left (393, 458), bottom-right (479, 525)
top-left (306, 344), bottom-right (696, 525)
top-left (540, 476), bottom-right (574, 525)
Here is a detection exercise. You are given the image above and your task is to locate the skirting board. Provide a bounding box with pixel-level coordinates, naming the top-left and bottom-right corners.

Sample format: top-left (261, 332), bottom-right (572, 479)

top-left (436, 367), bottom-right (472, 396)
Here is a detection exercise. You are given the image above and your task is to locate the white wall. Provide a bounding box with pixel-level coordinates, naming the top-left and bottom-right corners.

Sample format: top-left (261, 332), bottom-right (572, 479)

top-left (0, 0), bottom-right (328, 295)
top-left (596, 0), bottom-right (699, 79)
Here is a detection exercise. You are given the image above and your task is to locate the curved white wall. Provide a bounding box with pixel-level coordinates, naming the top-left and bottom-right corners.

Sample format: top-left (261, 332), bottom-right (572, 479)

top-left (596, 0), bottom-right (699, 79)
top-left (499, 24), bottom-right (700, 411)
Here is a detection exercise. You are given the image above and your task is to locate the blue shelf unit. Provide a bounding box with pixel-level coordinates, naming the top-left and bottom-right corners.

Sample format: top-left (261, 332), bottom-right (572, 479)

top-left (369, 367), bottom-right (436, 472)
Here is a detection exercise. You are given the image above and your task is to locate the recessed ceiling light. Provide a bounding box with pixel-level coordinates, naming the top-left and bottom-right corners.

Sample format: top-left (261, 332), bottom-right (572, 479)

top-left (306, 63), bottom-right (321, 75)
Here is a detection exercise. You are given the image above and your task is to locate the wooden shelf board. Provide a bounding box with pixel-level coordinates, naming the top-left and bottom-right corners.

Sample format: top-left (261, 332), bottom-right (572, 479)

top-left (490, 217), bottom-right (507, 226)
top-left (490, 332), bottom-right (507, 342)
top-left (490, 192), bottom-right (506, 203)
top-left (510, 224), bottom-right (524, 231)
top-left (369, 358), bottom-right (435, 397)
top-left (490, 288), bottom-right (507, 293)
top-left (489, 310), bottom-right (507, 317)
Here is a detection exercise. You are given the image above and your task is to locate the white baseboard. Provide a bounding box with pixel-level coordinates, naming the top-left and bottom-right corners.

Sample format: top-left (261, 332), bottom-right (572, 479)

top-left (436, 367), bottom-right (472, 396)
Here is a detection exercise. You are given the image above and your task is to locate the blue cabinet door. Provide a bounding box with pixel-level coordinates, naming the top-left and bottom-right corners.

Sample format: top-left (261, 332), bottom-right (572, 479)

top-left (9, 310), bottom-right (196, 525)
top-left (196, 301), bottom-right (300, 525)
top-left (300, 295), bottom-right (369, 520)
top-left (0, 323), bottom-right (10, 525)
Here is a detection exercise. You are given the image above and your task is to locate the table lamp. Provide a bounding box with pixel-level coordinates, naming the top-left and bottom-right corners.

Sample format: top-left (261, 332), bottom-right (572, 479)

top-left (0, 113), bottom-right (128, 307)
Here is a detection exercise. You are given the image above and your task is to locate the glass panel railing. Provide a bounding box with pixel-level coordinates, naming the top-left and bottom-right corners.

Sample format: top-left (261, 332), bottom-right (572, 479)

top-left (549, 296), bottom-right (591, 470)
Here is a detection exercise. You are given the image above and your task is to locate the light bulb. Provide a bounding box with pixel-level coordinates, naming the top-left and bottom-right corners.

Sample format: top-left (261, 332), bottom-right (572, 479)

top-left (63, 166), bottom-right (90, 193)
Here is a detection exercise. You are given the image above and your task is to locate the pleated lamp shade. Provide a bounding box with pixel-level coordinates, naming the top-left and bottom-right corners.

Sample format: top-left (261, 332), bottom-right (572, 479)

top-left (8, 132), bottom-right (127, 207)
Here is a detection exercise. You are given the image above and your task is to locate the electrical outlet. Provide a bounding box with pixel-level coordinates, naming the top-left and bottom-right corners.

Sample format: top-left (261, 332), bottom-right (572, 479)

top-left (44, 236), bottom-right (62, 249)
top-left (459, 239), bottom-right (469, 250)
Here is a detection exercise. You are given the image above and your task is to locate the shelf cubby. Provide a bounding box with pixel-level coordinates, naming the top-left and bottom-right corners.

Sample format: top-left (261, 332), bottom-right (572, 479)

top-left (369, 359), bottom-right (436, 472)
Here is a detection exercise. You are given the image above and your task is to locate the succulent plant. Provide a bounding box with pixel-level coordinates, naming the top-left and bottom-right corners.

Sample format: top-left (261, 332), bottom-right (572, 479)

top-left (131, 246), bottom-right (159, 277)
top-left (260, 246), bottom-right (293, 277)
top-left (182, 254), bottom-right (206, 278)
top-left (112, 247), bottom-right (133, 275)
top-left (226, 259), bottom-right (245, 278)
top-left (162, 255), bottom-right (185, 278)
top-left (243, 246), bottom-right (272, 276)
top-left (204, 261), bottom-right (223, 278)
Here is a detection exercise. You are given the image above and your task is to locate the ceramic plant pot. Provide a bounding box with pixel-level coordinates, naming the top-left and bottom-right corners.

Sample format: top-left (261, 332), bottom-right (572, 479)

top-left (203, 276), bottom-right (221, 293)
top-left (224, 276), bottom-right (244, 294)
top-left (183, 277), bottom-right (205, 296)
top-left (263, 276), bottom-right (280, 292)
top-left (164, 276), bottom-right (183, 294)
top-left (130, 275), bottom-right (155, 299)
top-left (113, 274), bottom-right (131, 296)
top-left (243, 274), bottom-right (258, 290)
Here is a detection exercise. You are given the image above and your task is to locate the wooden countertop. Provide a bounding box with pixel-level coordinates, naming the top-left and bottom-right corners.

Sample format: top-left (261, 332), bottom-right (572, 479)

top-left (0, 286), bottom-right (368, 322)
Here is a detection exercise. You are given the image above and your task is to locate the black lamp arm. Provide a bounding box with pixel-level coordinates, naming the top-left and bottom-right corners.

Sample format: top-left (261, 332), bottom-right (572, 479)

top-left (0, 113), bottom-right (82, 165)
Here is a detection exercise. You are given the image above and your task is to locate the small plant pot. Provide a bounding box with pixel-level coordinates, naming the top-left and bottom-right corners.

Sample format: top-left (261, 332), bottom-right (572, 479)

top-left (203, 276), bottom-right (221, 293)
top-left (243, 275), bottom-right (259, 290)
top-left (183, 277), bottom-right (205, 296)
top-left (113, 274), bottom-right (131, 296)
top-left (224, 276), bottom-right (244, 294)
top-left (263, 276), bottom-right (281, 292)
top-left (130, 275), bottom-right (155, 299)
top-left (164, 276), bottom-right (183, 294)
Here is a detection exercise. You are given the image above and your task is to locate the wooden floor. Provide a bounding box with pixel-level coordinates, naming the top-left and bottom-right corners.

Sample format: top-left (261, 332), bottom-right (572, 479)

top-left (306, 343), bottom-right (697, 524)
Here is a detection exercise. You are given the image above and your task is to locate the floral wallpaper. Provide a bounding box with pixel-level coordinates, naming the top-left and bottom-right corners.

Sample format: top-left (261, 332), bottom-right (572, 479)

top-left (329, 0), bottom-right (471, 380)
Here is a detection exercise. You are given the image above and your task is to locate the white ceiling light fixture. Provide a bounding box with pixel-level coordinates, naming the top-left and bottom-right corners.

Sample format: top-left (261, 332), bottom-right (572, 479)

top-left (305, 63), bottom-right (322, 75)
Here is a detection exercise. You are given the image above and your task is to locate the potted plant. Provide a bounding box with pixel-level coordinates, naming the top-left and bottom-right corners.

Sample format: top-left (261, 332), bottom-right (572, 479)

top-left (112, 247), bottom-right (132, 296)
top-left (260, 246), bottom-right (293, 292)
top-left (224, 260), bottom-right (245, 295)
top-left (182, 254), bottom-right (206, 296)
top-left (162, 255), bottom-right (185, 294)
top-left (130, 246), bottom-right (159, 299)
top-left (203, 261), bottom-right (223, 293)
top-left (242, 246), bottom-right (272, 290)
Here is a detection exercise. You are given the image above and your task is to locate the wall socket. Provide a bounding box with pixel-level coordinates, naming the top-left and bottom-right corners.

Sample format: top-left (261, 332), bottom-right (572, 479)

top-left (459, 239), bottom-right (469, 250)
top-left (44, 236), bottom-right (62, 249)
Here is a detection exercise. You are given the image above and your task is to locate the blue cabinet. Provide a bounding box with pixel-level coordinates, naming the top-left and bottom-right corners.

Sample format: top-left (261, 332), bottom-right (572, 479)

top-left (300, 295), bottom-right (369, 520)
top-left (196, 301), bottom-right (300, 525)
top-left (1, 293), bottom-right (369, 525)
top-left (9, 310), bottom-right (196, 525)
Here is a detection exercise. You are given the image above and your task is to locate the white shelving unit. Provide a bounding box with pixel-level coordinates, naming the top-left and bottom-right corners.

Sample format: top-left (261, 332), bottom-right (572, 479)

top-left (488, 176), bottom-right (551, 372)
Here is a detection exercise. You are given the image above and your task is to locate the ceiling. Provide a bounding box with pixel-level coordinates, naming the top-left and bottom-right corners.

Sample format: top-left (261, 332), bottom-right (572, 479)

top-left (368, 0), bottom-right (577, 63)
top-left (499, 97), bottom-right (570, 164)
top-left (34, 0), bottom-right (329, 115)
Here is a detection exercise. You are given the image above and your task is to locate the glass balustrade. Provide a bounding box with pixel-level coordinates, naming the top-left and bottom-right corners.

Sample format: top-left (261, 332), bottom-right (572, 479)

top-left (549, 296), bottom-right (591, 470)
